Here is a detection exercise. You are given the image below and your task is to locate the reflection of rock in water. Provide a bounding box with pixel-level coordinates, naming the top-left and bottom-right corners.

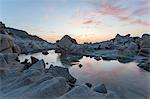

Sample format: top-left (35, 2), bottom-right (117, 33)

top-left (117, 56), bottom-right (134, 63)
top-left (58, 53), bottom-right (83, 66)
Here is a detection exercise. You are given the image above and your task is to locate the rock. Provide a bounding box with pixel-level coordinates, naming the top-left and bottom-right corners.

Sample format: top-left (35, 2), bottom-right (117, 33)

top-left (117, 56), bottom-right (134, 63)
top-left (12, 45), bottom-right (21, 54)
top-left (27, 59), bottom-right (45, 73)
top-left (42, 50), bottom-right (49, 55)
top-left (56, 35), bottom-right (85, 54)
top-left (137, 59), bottom-right (150, 72)
top-left (21, 59), bottom-right (31, 71)
top-left (3, 77), bottom-right (70, 99)
top-left (30, 56), bottom-right (39, 65)
top-left (117, 42), bottom-right (138, 57)
top-left (27, 77), bottom-right (70, 98)
top-left (93, 84), bottom-right (107, 94)
top-left (46, 62), bottom-right (48, 65)
top-left (94, 57), bottom-right (101, 61)
top-left (0, 53), bottom-right (8, 67)
top-left (3, 53), bottom-right (18, 63)
top-left (85, 83), bottom-right (92, 88)
top-left (114, 34), bottom-right (131, 45)
top-left (101, 55), bottom-right (117, 60)
top-left (105, 92), bottom-right (117, 99)
top-left (47, 66), bottom-right (76, 83)
top-left (138, 34), bottom-right (150, 57)
top-left (0, 31), bottom-right (20, 54)
top-left (58, 85), bottom-right (104, 99)
top-left (79, 64), bottom-right (83, 68)
top-left (6, 26), bottom-right (56, 54)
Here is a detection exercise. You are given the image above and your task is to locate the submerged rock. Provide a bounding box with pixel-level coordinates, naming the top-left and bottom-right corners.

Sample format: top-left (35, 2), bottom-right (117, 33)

top-left (93, 84), bottom-right (107, 94)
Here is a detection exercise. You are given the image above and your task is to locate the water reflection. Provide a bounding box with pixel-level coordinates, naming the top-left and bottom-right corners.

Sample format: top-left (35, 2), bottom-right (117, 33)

top-left (19, 50), bottom-right (150, 99)
top-left (58, 53), bottom-right (83, 66)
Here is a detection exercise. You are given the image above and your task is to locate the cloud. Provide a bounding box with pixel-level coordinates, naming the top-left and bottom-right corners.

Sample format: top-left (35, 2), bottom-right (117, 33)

top-left (82, 20), bottom-right (96, 24)
top-left (132, 7), bottom-right (150, 16)
top-left (99, 1), bottom-right (129, 16)
top-left (130, 19), bottom-right (150, 26)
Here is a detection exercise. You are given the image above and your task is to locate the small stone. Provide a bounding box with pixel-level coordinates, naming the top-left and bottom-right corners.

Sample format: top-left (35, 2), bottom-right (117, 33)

top-left (94, 57), bottom-right (101, 61)
top-left (79, 64), bottom-right (83, 68)
top-left (30, 56), bottom-right (39, 65)
top-left (42, 51), bottom-right (49, 55)
top-left (85, 83), bottom-right (92, 88)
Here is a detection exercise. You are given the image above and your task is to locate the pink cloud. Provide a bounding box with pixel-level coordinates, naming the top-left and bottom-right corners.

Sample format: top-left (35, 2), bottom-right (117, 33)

top-left (99, 0), bottom-right (129, 16)
top-left (130, 19), bottom-right (150, 26)
top-left (133, 7), bottom-right (150, 16)
top-left (82, 20), bottom-right (96, 24)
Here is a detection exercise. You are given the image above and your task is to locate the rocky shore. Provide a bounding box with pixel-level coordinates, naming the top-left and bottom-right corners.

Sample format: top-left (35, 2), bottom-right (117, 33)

top-left (0, 22), bottom-right (116, 99)
top-left (55, 34), bottom-right (150, 72)
top-left (0, 22), bottom-right (56, 54)
top-left (0, 21), bottom-right (149, 99)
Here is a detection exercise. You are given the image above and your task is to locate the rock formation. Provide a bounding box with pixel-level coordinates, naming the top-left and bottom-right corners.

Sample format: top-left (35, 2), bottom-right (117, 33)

top-left (0, 22), bottom-right (21, 54)
top-left (0, 21), bottom-right (56, 54)
top-left (56, 35), bottom-right (86, 54)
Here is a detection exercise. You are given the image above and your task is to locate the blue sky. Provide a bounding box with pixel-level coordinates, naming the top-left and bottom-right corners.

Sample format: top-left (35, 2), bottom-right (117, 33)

top-left (0, 0), bottom-right (150, 43)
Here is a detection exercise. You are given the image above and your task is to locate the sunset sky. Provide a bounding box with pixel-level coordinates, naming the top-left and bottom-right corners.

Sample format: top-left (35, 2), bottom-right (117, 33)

top-left (0, 0), bottom-right (150, 43)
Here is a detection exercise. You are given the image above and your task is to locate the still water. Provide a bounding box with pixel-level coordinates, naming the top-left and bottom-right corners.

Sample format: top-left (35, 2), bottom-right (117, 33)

top-left (19, 50), bottom-right (150, 99)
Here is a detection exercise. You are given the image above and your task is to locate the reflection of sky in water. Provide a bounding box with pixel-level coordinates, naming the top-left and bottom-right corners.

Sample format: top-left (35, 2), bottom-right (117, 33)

top-left (19, 50), bottom-right (150, 99)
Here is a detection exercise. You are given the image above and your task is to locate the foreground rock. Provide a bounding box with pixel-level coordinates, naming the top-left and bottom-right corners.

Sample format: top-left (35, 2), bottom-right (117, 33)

top-left (58, 85), bottom-right (105, 99)
top-left (0, 22), bottom-right (21, 54)
top-left (47, 66), bottom-right (76, 83)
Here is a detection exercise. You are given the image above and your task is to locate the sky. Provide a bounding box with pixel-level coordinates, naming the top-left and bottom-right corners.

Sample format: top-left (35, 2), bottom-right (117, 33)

top-left (0, 0), bottom-right (150, 43)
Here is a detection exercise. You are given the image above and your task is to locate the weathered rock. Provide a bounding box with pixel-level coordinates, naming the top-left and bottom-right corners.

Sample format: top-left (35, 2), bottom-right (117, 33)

top-left (138, 34), bottom-right (150, 57)
top-left (3, 53), bottom-right (18, 63)
top-left (26, 59), bottom-right (45, 73)
top-left (117, 42), bottom-right (138, 57)
top-left (0, 32), bottom-right (21, 54)
top-left (6, 27), bottom-right (56, 54)
top-left (0, 53), bottom-right (7, 67)
top-left (3, 77), bottom-right (70, 99)
top-left (47, 66), bottom-right (76, 83)
top-left (114, 34), bottom-right (131, 45)
top-left (93, 84), bottom-right (107, 94)
top-left (59, 85), bottom-right (104, 99)
top-left (56, 35), bottom-right (85, 54)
